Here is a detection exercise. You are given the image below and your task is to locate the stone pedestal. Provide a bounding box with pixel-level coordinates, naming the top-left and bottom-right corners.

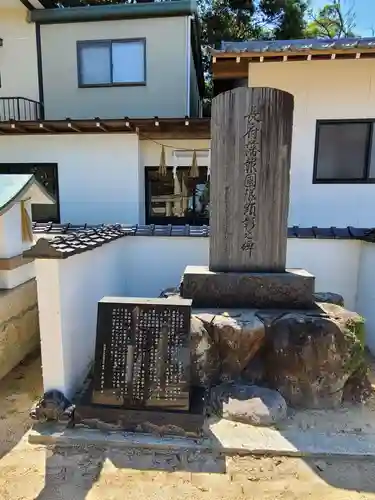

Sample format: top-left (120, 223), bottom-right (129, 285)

top-left (181, 265), bottom-right (315, 309)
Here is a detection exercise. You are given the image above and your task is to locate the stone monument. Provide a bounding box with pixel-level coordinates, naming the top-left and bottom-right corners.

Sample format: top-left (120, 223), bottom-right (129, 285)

top-left (182, 87), bottom-right (315, 308)
top-left (91, 297), bottom-right (191, 410)
top-left (72, 296), bottom-right (206, 435)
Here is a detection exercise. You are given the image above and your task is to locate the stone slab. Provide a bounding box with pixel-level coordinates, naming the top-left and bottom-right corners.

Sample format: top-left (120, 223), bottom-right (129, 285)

top-left (28, 421), bottom-right (375, 459)
top-left (181, 266), bottom-right (315, 309)
top-left (92, 296), bottom-right (192, 411)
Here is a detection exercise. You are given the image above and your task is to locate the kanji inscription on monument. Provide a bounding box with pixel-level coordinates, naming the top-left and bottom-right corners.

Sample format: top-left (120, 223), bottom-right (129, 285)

top-left (91, 297), bottom-right (192, 411)
top-left (181, 87), bottom-right (315, 309)
top-left (209, 87), bottom-right (294, 273)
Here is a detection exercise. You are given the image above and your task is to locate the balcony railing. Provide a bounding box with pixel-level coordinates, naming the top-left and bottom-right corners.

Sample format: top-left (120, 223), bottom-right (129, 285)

top-left (0, 97), bottom-right (43, 121)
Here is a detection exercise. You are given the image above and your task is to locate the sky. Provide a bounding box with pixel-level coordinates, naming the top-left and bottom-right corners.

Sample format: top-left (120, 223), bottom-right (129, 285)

top-left (310, 0), bottom-right (374, 36)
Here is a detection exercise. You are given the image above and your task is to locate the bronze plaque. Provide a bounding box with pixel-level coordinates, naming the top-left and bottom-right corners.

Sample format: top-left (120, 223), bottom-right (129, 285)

top-left (91, 297), bottom-right (192, 411)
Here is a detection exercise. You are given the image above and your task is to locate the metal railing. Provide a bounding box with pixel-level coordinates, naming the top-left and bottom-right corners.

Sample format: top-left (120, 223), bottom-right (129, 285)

top-left (0, 97), bottom-right (43, 121)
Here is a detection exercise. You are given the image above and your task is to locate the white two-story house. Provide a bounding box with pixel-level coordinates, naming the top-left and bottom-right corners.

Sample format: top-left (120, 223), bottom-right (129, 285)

top-left (0, 0), bottom-right (210, 225)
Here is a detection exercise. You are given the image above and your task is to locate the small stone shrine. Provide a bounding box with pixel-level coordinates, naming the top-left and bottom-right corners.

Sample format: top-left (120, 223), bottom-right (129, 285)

top-left (0, 175), bottom-right (54, 381)
top-left (182, 87), bottom-right (315, 308)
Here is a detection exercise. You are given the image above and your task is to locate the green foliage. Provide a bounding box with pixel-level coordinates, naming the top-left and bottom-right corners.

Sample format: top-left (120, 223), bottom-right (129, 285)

top-left (199, 0), bottom-right (309, 106)
top-left (305, 0), bottom-right (357, 39)
top-left (260, 0), bottom-right (309, 39)
top-left (344, 315), bottom-right (366, 373)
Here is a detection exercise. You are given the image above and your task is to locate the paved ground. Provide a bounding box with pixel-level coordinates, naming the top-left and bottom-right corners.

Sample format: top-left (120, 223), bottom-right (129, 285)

top-left (2, 352), bottom-right (375, 499)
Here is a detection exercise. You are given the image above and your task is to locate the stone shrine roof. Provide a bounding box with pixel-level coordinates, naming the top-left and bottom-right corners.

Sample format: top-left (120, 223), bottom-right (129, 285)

top-left (0, 175), bottom-right (55, 217)
top-left (25, 223), bottom-right (375, 260)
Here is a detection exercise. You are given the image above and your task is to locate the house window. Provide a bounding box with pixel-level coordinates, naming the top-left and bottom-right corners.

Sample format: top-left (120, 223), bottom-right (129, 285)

top-left (77, 39), bottom-right (146, 87)
top-left (145, 167), bottom-right (209, 225)
top-left (314, 120), bottom-right (375, 183)
top-left (0, 164), bottom-right (60, 222)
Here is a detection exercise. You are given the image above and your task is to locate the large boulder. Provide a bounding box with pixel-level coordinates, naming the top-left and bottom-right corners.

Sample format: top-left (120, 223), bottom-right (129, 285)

top-left (190, 316), bottom-right (220, 388)
top-left (265, 307), bottom-right (365, 409)
top-left (197, 311), bottom-right (266, 382)
top-left (210, 383), bottom-right (287, 426)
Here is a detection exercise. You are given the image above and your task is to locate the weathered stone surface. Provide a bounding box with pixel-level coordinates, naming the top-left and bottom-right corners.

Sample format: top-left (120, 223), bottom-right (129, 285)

top-left (209, 87), bottom-right (294, 273)
top-left (197, 310), bottom-right (265, 381)
top-left (343, 362), bottom-right (373, 403)
top-left (0, 279), bottom-right (39, 381)
top-left (190, 316), bottom-right (220, 388)
top-left (210, 383), bottom-right (287, 426)
top-left (182, 266), bottom-right (315, 309)
top-left (159, 287), bottom-right (179, 299)
top-left (265, 309), bottom-right (365, 409)
top-left (241, 350), bottom-right (265, 385)
top-left (314, 292), bottom-right (344, 307)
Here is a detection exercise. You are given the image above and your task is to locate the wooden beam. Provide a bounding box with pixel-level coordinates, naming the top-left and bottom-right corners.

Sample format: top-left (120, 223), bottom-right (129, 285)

top-left (9, 121), bottom-right (27, 133)
top-left (38, 122), bottom-right (55, 133)
top-left (95, 120), bottom-right (107, 132)
top-left (66, 120), bottom-right (81, 133)
top-left (212, 58), bottom-right (248, 80)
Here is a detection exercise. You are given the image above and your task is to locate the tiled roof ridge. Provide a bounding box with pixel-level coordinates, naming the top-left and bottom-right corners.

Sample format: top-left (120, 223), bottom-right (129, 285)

top-left (32, 221), bottom-right (375, 237)
top-left (29, 222), bottom-right (375, 259)
top-left (25, 224), bottom-right (131, 259)
top-left (215, 37), bottom-right (375, 54)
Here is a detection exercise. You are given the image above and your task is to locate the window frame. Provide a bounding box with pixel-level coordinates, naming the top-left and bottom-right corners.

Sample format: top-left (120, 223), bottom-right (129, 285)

top-left (145, 166), bottom-right (210, 226)
top-left (313, 119), bottom-right (375, 184)
top-left (77, 38), bottom-right (147, 88)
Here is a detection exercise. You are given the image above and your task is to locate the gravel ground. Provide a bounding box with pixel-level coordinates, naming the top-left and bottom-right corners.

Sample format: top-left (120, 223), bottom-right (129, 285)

top-left (1, 352), bottom-right (375, 499)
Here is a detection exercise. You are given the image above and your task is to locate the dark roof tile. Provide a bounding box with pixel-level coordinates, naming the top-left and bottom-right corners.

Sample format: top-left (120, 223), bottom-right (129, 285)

top-left (30, 223), bottom-right (375, 246)
top-left (25, 224), bottom-right (129, 259)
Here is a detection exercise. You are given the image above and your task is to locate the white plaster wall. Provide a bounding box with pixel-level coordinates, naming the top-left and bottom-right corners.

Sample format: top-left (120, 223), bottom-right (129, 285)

top-left (120, 237), bottom-right (360, 311)
top-left (36, 238), bottom-right (128, 397)
top-left (0, 4), bottom-right (39, 102)
top-left (121, 236), bottom-right (209, 297)
top-left (140, 139), bottom-right (210, 167)
top-left (286, 239), bottom-right (361, 311)
top-left (356, 243), bottom-right (375, 353)
top-left (249, 59), bottom-right (375, 227)
top-left (0, 134), bottom-right (141, 225)
top-left (35, 235), bottom-right (365, 395)
top-left (0, 262), bottom-right (35, 289)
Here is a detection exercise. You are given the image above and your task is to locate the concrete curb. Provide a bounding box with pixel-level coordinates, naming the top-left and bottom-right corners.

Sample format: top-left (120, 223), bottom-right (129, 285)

top-left (28, 423), bottom-right (375, 459)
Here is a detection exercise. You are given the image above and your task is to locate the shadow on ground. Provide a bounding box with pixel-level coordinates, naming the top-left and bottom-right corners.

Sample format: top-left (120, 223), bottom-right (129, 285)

top-left (4, 351), bottom-right (375, 497)
top-left (0, 349), bottom-right (41, 460)
top-left (34, 442), bottom-right (226, 500)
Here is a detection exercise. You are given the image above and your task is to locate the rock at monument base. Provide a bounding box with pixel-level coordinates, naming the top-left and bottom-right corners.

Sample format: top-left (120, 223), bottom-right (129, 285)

top-left (241, 350), bottom-right (265, 385)
top-left (342, 362), bottom-right (373, 404)
top-left (190, 316), bottom-right (220, 388)
top-left (210, 383), bottom-right (287, 426)
top-left (197, 311), bottom-right (266, 382)
top-left (265, 307), bottom-right (366, 409)
top-left (314, 292), bottom-right (344, 307)
top-left (159, 287), bottom-right (179, 299)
